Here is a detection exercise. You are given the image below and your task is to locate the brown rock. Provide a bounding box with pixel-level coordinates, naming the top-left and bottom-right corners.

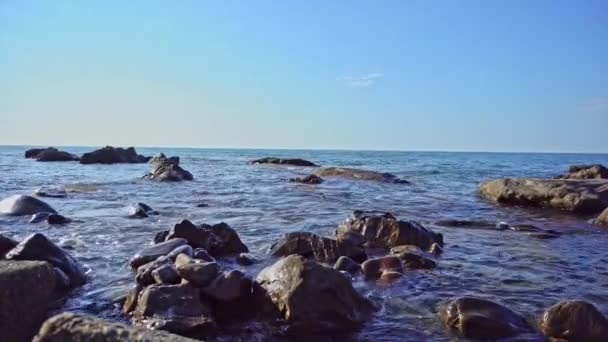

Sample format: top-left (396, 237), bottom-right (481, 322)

top-left (334, 256), bottom-right (361, 274)
top-left (177, 262), bottom-right (219, 287)
top-left (361, 256), bottom-right (404, 280)
top-left (313, 167), bottom-right (409, 184)
top-left (390, 245), bottom-right (437, 269)
top-left (539, 300), bottom-right (608, 341)
top-left (80, 146), bottom-right (149, 164)
top-left (270, 231), bottom-right (367, 263)
top-left (152, 264), bottom-right (181, 285)
top-left (557, 164), bottom-right (608, 180)
top-left (594, 207), bottom-right (608, 227)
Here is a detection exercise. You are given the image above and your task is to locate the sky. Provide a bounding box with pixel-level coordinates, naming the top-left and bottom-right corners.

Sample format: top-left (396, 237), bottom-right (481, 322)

top-left (1, 1), bottom-right (607, 153)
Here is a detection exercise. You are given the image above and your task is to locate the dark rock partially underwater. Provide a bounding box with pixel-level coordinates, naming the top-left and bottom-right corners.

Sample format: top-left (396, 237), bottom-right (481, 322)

top-left (0, 195), bottom-right (57, 216)
top-left (80, 146), bottom-right (150, 164)
top-left (25, 147), bottom-right (79, 162)
top-left (313, 167), bottom-right (409, 183)
top-left (250, 157), bottom-right (318, 167)
top-left (143, 153), bottom-right (193, 182)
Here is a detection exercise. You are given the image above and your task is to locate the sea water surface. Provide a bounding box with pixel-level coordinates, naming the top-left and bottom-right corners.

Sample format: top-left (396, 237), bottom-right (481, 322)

top-left (1, 146), bottom-right (608, 341)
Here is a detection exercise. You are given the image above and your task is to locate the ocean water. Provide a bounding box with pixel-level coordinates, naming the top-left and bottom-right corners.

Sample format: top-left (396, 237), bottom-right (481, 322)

top-left (1, 145), bottom-right (608, 341)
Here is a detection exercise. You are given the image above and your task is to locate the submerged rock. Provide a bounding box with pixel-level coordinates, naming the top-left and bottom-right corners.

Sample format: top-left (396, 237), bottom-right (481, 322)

top-left (34, 312), bottom-right (198, 342)
top-left (556, 164), bottom-right (608, 180)
top-left (250, 157), bottom-right (318, 167)
top-left (128, 202), bottom-right (158, 218)
top-left (143, 153), bottom-right (193, 182)
top-left (0, 234), bottom-right (18, 258)
top-left (129, 238), bottom-right (188, 269)
top-left (270, 231), bottom-right (367, 264)
top-left (80, 146), bottom-right (149, 164)
top-left (289, 174), bottom-right (323, 184)
top-left (440, 296), bottom-right (529, 339)
top-left (390, 245), bottom-right (437, 269)
top-left (34, 187), bottom-right (68, 198)
top-left (538, 300), bottom-right (608, 341)
top-left (164, 220), bottom-right (248, 257)
top-left (47, 214), bottom-right (71, 225)
top-left (479, 178), bottom-right (608, 214)
top-left (594, 207), bottom-right (608, 227)
top-left (5, 233), bottom-right (86, 289)
top-left (0, 195), bottom-right (57, 216)
top-left (256, 255), bottom-right (375, 333)
top-left (337, 211), bottom-right (443, 251)
top-left (312, 167), bottom-right (409, 184)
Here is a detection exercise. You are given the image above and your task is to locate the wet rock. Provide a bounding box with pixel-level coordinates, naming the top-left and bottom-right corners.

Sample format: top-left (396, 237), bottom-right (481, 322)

top-left (123, 285), bottom-right (142, 314)
top-left (128, 202), bottom-right (158, 218)
top-left (270, 231), bottom-right (367, 264)
top-left (313, 167), bottom-right (409, 184)
top-left (34, 187), bottom-right (67, 198)
top-left (202, 270), bottom-right (251, 302)
top-left (556, 164), bottom-right (608, 180)
top-left (539, 300), bottom-right (608, 341)
top-left (165, 220), bottom-right (248, 257)
top-left (334, 256), bottom-right (360, 274)
top-left (594, 207), bottom-right (608, 227)
top-left (361, 256), bottom-right (404, 280)
top-left (34, 312), bottom-right (199, 342)
top-left (152, 264), bottom-right (181, 285)
top-left (174, 253), bottom-right (194, 268)
top-left (34, 148), bottom-right (79, 162)
top-left (0, 260), bottom-right (57, 342)
top-left (143, 154), bottom-right (193, 182)
top-left (135, 246), bottom-right (193, 286)
top-left (236, 253), bottom-right (257, 266)
top-left (80, 146), bottom-right (150, 164)
top-left (5, 233), bottom-right (86, 289)
top-left (47, 214), bottom-right (71, 225)
top-left (435, 219), bottom-right (498, 230)
top-left (257, 255), bottom-right (375, 333)
top-left (336, 230), bottom-right (367, 247)
top-left (193, 248), bottom-right (214, 262)
top-left (250, 157), bottom-right (318, 167)
top-left (390, 245), bottom-right (437, 269)
top-left (429, 242), bottom-right (443, 256)
top-left (528, 232), bottom-right (560, 239)
top-left (133, 284), bottom-right (216, 336)
top-left (479, 178), bottom-right (608, 214)
top-left (25, 148), bottom-right (47, 158)
top-left (129, 238), bottom-right (188, 269)
top-left (0, 234), bottom-right (18, 258)
top-left (30, 212), bottom-right (51, 223)
top-left (154, 230), bottom-right (169, 244)
top-left (337, 211), bottom-right (443, 251)
top-left (177, 262), bottom-right (220, 287)
top-left (290, 174), bottom-right (323, 184)
top-left (440, 296), bottom-right (529, 339)
top-left (0, 195), bottom-right (57, 216)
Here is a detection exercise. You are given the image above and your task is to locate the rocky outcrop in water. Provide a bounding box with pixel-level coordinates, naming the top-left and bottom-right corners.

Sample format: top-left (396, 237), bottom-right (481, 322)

top-left (439, 296), bottom-right (530, 339)
top-left (594, 207), bottom-right (608, 227)
top-left (128, 202), bottom-right (158, 218)
top-left (289, 174), bottom-right (323, 184)
top-left (25, 147), bottom-right (79, 162)
top-left (0, 234), bottom-right (18, 258)
top-left (250, 157), bottom-right (318, 167)
top-left (312, 167), bottom-right (409, 184)
top-left (361, 256), bottom-right (404, 281)
top-left (390, 245), bottom-right (437, 269)
top-left (34, 312), bottom-right (198, 342)
top-left (79, 146), bottom-right (150, 164)
top-left (538, 300), bottom-right (608, 341)
top-left (34, 187), bottom-right (68, 198)
top-left (163, 220), bottom-right (248, 257)
top-left (270, 231), bottom-right (367, 263)
top-left (556, 164), bottom-right (608, 180)
top-left (479, 178), bottom-right (608, 214)
top-left (143, 153), bottom-right (193, 182)
top-left (0, 195), bottom-right (57, 216)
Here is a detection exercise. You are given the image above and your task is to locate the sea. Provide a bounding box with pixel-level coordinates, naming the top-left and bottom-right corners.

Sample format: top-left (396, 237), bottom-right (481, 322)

top-left (1, 145), bottom-right (608, 341)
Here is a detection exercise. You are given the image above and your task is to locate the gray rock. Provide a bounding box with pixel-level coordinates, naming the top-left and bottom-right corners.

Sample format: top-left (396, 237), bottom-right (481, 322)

top-left (80, 146), bottom-right (149, 164)
top-left (0, 234), bottom-right (17, 258)
top-left (177, 262), bottom-right (219, 287)
top-left (0, 195), bottom-right (57, 216)
top-left (313, 167), bottom-right (409, 183)
top-left (289, 174), bottom-right (323, 184)
top-left (143, 154), bottom-right (193, 182)
top-left (334, 256), bottom-right (361, 274)
top-left (129, 238), bottom-right (188, 269)
top-left (270, 231), bottom-right (367, 264)
top-left (538, 300), bottom-right (608, 341)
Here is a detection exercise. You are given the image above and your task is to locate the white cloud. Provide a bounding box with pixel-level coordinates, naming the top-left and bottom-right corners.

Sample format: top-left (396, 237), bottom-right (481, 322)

top-left (578, 98), bottom-right (608, 113)
top-left (338, 73), bottom-right (384, 87)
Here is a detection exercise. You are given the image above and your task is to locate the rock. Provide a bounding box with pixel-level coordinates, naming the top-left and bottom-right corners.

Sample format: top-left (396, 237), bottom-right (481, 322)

top-left (0, 260), bottom-right (56, 342)
top-left (193, 248), bottom-right (214, 262)
top-left (34, 312), bottom-right (198, 342)
top-left (361, 256), bottom-right (404, 280)
top-left (439, 296), bottom-right (529, 339)
top-left (135, 246), bottom-right (193, 286)
top-left (429, 243), bottom-right (443, 256)
top-left (133, 284), bottom-right (216, 336)
top-left (5, 233), bottom-right (86, 289)
top-left (538, 300), bottom-right (608, 341)
top-left (154, 230), bottom-right (169, 244)
top-left (236, 253), bottom-right (257, 266)
top-left (47, 214), bottom-right (71, 225)
top-left (128, 202), bottom-right (158, 218)
top-left (34, 148), bottom-right (79, 162)
top-left (0, 234), bottom-right (18, 258)
top-left (30, 212), bottom-right (51, 223)
top-left (594, 207), bottom-right (608, 227)
top-left (270, 231), bottom-right (367, 264)
top-left (152, 264), bottom-right (181, 285)
top-left (435, 219), bottom-right (498, 230)
top-left (337, 211), bottom-right (443, 251)
top-left (334, 256), bottom-right (360, 274)
top-left (79, 146), bottom-right (150, 164)
top-left (528, 232), bottom-right (560, 239)
top-left (25, 148), bottom-right (47, 158)
top-left (250, 157), bottom-right (318, 167)
top-left (257, 255), bottom-right (375, 333)
top-left (143, 154), bottom-right (193, 182)
top-left (312, 167), bottom-right (409, 184)
top-left (557, 164), bottom-right (608, 180)
top-left (174, 253), bottom-right (194, 268)
top-left (201, 270), bottom-right (251, 302)
top-left (0, 195), bottom-right (57, 216)
top-left (34, 188), bottom-right (67, 198)
top-left (177, 262), bottom-right (220, 287)
top-left (123, 285), bottom-right (142, 314)
top-left (390, 245), bottom-right (437, 269)
top-left (290, 174), bottom-right (323, 184)
top-left (336, 230), bottom-right (367, 247)
top-left (195, 203), bottom-right (209, 208)
top-left (479, 178), bottom-right (608, 214)
top-left (129, 238), bottom-right (188, 269)
top-left (165, 220), bottom-right (248, 257)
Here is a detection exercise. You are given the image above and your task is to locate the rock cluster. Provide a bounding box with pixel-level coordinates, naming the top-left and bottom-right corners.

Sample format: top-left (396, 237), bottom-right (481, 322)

top-left (142, 153), bottom-right (193, 182)
top-left (556, 164), bottom-right (608, 180)
top-left (25, 147), bottom-right (79, 162)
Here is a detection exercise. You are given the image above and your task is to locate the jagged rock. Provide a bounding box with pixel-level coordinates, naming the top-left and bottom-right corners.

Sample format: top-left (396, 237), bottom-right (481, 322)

top-left (479, 178), bottom-right (608, 214)
top-left (289, 174), bottom-right (323, 184)
top-left (0, 260), bottom-right (56, 342)
top-left (128, 202), bottom-right (158, 218)
top-left (361, 256), bottom-right (404, 281)
top-left (177, 262), bottom-right (220, 287)
top-left (143, 154), bottom-right (193, 182)
top-left (390, 245), bottom-right (437, 269)
top-left (5, 233), bottom-right (86, 289)
top-left (594, 207), bottom-right (608, 227)
top-left (149, 153), bottom-right (180, 165)
top-left (0, 195), bottom-right (57, 216)
top-left (129, 238), bottom-right (188, 269)
top-left (439, 296), bottom-right (529, 339)
top-left (164, 220), bottom-right (248, 257)
top-left (270, 231), bottom-right (367, 263)
top-left (250, 157), bottom-right (318, 167)
top-left (538, 300), bottom-right (608, 341)
top-left (312, 167), bottom-right (409, 184)
top-left (337, 211), bottom-right (443, 251)
top-left (154, 230), bottom-right (169, 244)
top-left (556, 164), bottom-right (608, 180)
top-left (80, 146), bottom-right (149, 164)
top-left (257, 255), bottom-right (375, 333)
top-left (334, 256), bottom-right (360, 274)
top-left (0, 234), bottom-right (18, 258)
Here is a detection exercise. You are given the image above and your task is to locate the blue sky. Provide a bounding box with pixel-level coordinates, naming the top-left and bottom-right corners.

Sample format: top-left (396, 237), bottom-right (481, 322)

top-left (1, 1), bottom-right (607, 152)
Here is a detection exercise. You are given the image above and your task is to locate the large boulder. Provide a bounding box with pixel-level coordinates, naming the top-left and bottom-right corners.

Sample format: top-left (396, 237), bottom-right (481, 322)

top-left (164, 220), bottom-right (248, 257)
top-left (337, 211), bottom-right (443, 251)
top-left (5, 233), bottom-right (86, 289)
top-left (557, 164), bottom-right (608, 180)
top-left (0, 234), bottom-right (18, 258)
top-left (479, 178), bottom-right (608, 214)
top-left (538, 300), bottom-right (608, 341)
top-left (30, 147), bottom-right (79, 162)
top-left (439, 296), bottom-right (530, 339)
top-left (34, 312), bottom-right (198, 342)
top-left (79, 146), bottom-right (149, 164)
top-left (594, 207), bottom-right (608, 227)
top-left (0, 260), bottom-right (56, 342)
top-left (256, 255), bottom-right (375, 333)
top-left (129, 238), bottom-right (189, 269)
top-left (361, 256), bottom-right (404, 281)
top-left (0, 195), bottom-right (56, 216)
top-left (270, 231), bottom-right (367, 263)
top-left (250, 157), bottom-right (318, 167)
top-left (143, 153), bottom-right (193, 182)
top-left (312, 167), bottom-right (409, 184)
